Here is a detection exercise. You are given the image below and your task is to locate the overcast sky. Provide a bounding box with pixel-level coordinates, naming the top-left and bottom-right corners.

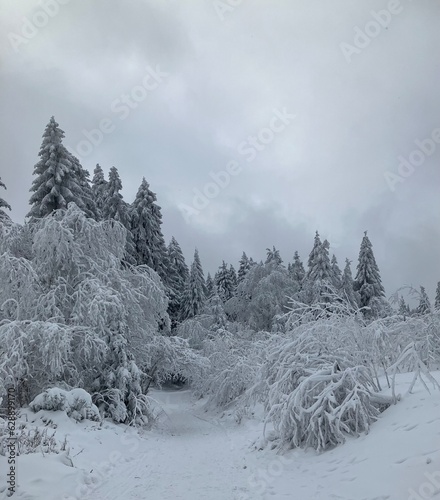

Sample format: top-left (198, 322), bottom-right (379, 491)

top-left (1, 0), bottom-right (439, 300)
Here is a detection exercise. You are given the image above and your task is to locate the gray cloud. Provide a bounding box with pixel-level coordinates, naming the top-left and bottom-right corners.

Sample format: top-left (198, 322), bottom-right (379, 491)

top-left (1, 0), bottom-right (439, 299)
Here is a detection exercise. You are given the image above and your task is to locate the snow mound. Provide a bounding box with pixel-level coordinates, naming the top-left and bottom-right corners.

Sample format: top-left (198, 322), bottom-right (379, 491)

top-left (29, 388), bottom-right (100, 422)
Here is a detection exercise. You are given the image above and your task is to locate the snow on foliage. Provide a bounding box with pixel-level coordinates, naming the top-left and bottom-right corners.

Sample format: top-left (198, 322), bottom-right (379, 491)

top-left (29, 388), bottom-right (100, 422)
top-left (0, 204), bottom-right (205, 425)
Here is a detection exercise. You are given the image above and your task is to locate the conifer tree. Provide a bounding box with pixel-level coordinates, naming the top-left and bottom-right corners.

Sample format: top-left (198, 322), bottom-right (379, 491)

top-left (237, 252), bottom-right (251, 283)
top-left (215, 261), bottom-right (235, 302)
top-left (265, 246), bottom-right (283, 267)
top-left (398, 296), bottom-right (410, 318)
top-left (166, 236), bottom-right (189, 323)
top-left (331, 254), bottom-right (342, 289)
top-left (130, 177), bottom-right (169, 281)
top-left (180, 249), bottom-right (206, 320)
top-left (101, 166), bottom-right (135, 264)
top-left (0, 177), bottom-right (11, 215)
top-left (229, 264), bottom-right (238, 295)
top-left (435, 282), bottom-right (440, 310)
top-left (290, 251), bottom-right (305, 284)
top-left (307, 231), bottom-right (322, 274)
top-left (28, 117), bottom-right (86, 218)
top-left (71, 156), bottom-right (99, 220)
top-left (308, 239), bottom-right (333, 282)
top-left (340, 259), bottom-right (360, 309)
top-left (102, 167), bottom-right (130, 225)
top-left (205, 273), bottom-right (215, 299)
top-left (91, 164), bottom-right (108, 218)
top-left (353, 232), bottom-right (385, 310)
top-left (416, 286), bottom-right (431, 315)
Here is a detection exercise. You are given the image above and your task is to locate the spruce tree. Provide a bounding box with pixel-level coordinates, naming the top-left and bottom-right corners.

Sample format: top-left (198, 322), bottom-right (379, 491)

top-left (398, 296), bottom-right (409, 318)
top-left (215, 261), bottom-right (235, 302)
top-left (307, 231), bottom-right (322, 273)
top-left (101, 166), bottom-right (135, 264)
top-left (416, 286), bottom-right (431, 315)
top-left (265, 246), bottom-right (283, 267)
top-left (331, 254), bottom-right (342, 289)
top-left (205, 273), bottom-right (215, 299)
top-left (237, 252), bottom-right (251, 283)
top-left (28, 117), bottom-right (86, 218)
top-left (91, 164), bottom-right (108, 219)
top-left (102, 167), bottom-right (130, 225)
top-left (308, 239), bottom-right (333, 282)
top-left (167, 236), bottom-right (189, 323)
top-left (435, 282), bottom-right (440, 310)
top-left (340, 259), bottom-right (360, 309)
top-left (290, 251), bottom-right (305, 284)
top-left (180, 249), bottom-right (206, 320)
top-left (229, 264), bottom-right (238, 295)
top-left (0, 177), bottom-right (11, 214)
top-left (71, 156), bottom-right (99, 220)
top-left (354, 232), bottom-right (385, 310)
top-left (130, 178), bottom-right (169, 281)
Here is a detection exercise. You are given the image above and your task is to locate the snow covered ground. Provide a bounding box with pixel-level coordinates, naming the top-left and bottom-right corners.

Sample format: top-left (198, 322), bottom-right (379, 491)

top-left (1, 373), bottom-right (440, 500)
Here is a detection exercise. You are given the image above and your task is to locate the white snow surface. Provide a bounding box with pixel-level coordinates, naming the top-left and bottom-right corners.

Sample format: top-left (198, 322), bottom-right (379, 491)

top-left (1, 373), bottom-right (440, 500)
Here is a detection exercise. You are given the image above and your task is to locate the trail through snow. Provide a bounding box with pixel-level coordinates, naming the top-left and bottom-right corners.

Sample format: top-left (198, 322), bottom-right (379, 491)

top-left (89, 389), bottom-right (252, 500)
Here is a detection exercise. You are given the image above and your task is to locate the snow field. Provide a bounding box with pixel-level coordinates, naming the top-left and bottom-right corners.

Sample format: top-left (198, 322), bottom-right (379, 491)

top-left (1, 373), bottom-right (439, 500)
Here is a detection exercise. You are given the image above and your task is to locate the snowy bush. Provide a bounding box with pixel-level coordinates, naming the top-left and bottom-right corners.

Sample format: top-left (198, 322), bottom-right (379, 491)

top-left (267, 364), bottom-right (393, 452)
top-left (191, 329), bottom-right (267, 409)
top-left (29, 388), bottom-right (100, 422)
top-left (0, 420), bottom-right (68, 457)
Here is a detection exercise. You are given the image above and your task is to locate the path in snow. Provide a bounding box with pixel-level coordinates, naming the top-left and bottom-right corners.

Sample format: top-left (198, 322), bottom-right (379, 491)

top-left (88, 389), bottom-right (253, 500)
top-left (84, 376), bottom-right (440, 500)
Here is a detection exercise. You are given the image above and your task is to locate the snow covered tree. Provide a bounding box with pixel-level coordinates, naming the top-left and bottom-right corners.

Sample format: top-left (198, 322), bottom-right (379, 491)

top-left (307, 231), bottom-right (322, 273)
top-left (102, 167), bottom-right (130, 225)
top-left (331, 254), bottom-right (342, 289)
top-left (308, 239), bottom-right (333, 282)
top-left (227, 258), bottom-right (298, 331)
top-left (398, 296), bottom-right (410, 318)
top-left (0, 176), bottom-right (11, 214)
top-left (289, 251), bottom-right (305, 285)
top-left (203, 291), bottom-right (227, 330)
top-left (237, 252), bottom-right (251, 283)
top-left (28, 117), bottom-right (86, 218)
top-left (354, 232), bottom-right (386, 314)
top-left (301, 238), bottom-right (336, 308)
top-left (0, 204), bottom-right (178, 424)
top-left (71, 156), bottom-right (99, 220)
top-left (166, 236), bottom-right (189, 325)
top-left (205, 273), bottom-right (215, 299)
top-left (229, 264), bottom-right (238, 293)
top-left (101, 166), bottom-right (135, 265)
top-left (340, 259), bottom-right (360, 309)
top-left (416, 286), bottom-right (431, 315)
top-left (180, 249), bottom-right (206, 320)
top-left (265, 246), bottom-right (283, 267)
top-left (435, 282), bottom-right (440, 310)
top-left (130, 178), bottom-right (169, 281)
top-left (91, 164), bottom-right (108, 218)
top-left (215, 261), bottom-right (236, 303)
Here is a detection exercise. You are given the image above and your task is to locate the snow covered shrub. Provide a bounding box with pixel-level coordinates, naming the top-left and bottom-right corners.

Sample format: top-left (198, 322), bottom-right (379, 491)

top-left (191, 329), bottom-right (267, 409)
top-left (0, 253), bottom-right (40, 322)
top-left (0, 321), bottom-right (106, 404)
top-left (267, 364), bottom-right (392, 452)
top-left (0, 422), bottom-right (66, 457)
top-left (174, 318), bottom-right (212, 349)
top-left (29, 388), bottom-right (100, 422)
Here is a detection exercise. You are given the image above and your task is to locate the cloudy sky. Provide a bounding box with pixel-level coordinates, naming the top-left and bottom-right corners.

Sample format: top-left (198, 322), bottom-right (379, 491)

top-left (1, 0), bottom-right (439, 300)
